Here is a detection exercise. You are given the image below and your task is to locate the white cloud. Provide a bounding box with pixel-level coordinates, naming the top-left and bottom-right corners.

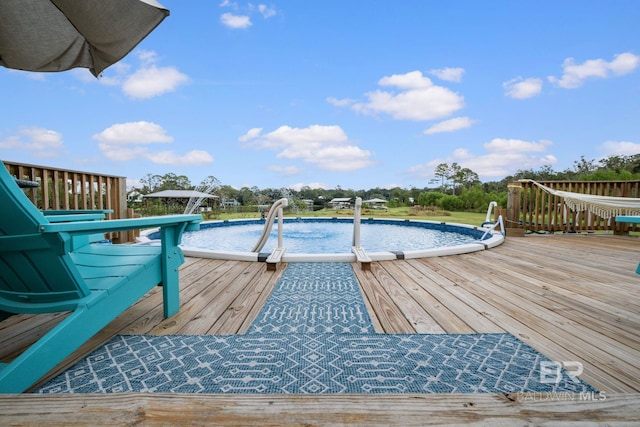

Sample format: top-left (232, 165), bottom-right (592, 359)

top-left (93, 121), bottom-right (173, 144)
top-left (238, 128), bottom-right (264, 142)
top-left (350, 71), bottom-right (465, 121)
top-left (94, 50), bottom-right (189, 99)
top-left (429, 67), bottom-right (465, 82)
top-left (220, 12), bottom-right (252, 29)
top-left (599, 140), bottom-right (640, 156)
top-left (95, 63), bottom-right (130, 85)
top-left (503, 77), bottom-right (543, 99)
top-left (484, 138), bottom-right (552, 153)
top-left (287, 144), bottom-right (373, 171)
top-left (241, 125), bottom-right (348, 149)
top-left (122, 65), bottom-right (189, 100)
top-left (424, 117), bottom-right (476, 135)
top-left (93, 121), bottom-right (213, 166)
top-left (239, 124), bottom-right (375, 172)
top-left (258, 4), bottom-right (277, 18)
top-left (285, 182), bottom-right (330, 191)
top-left (548, 52), bottom-right (640, 89)
top-left (406, 137), bottom-right (556, 180)
top-left (137, 50), bottom-right (159, 66)
top-left (146, 150), bottom-right (214, 165)
top-left (219, 2), bottom-right (276, 28)
top-left (379, 71), bottom-right (433, 89)
top-left (0, 127), bottom-right (64, 158)
top-left (268, 165), bottom-right (301, 175)
top-left (326, 96), bottom-right (355, 107)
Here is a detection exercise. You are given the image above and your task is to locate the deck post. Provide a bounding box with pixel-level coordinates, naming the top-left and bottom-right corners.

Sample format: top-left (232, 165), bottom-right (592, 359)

top-left (506, 182), bottom-right (525, 237)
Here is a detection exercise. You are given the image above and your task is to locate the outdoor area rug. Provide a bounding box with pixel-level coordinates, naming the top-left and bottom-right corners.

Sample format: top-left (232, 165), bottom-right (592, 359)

top-left (247, 262), bottom-right (374, 334)
top-left (35, 262), bottom-right (598, 394)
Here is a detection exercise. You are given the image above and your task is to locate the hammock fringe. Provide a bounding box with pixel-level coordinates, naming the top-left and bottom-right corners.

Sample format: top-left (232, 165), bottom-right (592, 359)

top-left (521, 180), bottom-right (640, 220)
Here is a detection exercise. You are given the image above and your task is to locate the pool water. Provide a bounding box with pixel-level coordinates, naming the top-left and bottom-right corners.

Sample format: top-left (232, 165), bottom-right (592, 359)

top-left (178, 218), bottom-right (485, 254)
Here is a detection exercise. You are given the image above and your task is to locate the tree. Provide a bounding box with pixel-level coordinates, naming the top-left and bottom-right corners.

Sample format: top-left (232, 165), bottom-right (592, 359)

top-left (504, 165), bottom-right (558, 184)
top-left (217, 185), bottom-right (240, 202)
top-left (571, 156), bottom-right (597, 177)
top-left (459, 185), bottom-right (489, 210)
top-left (433, 163), bottom-right (449, 192)
top-left (417, 191), bottom-right (444, 207)
top-left (390, 187), bottom-right (411, 206)
top-left (447, 163), bottom-right (462, 194)
top-left (157, 173), bottom-right (191, 191)
top-left (198, 175), bottom-right (221, 192)
top-left (297, 185), bottom-right (318, 201)
top-left (139, 173), bottom-right (163, 194)
top-left (457, 168), bottom-right (479, 190)
top-left (598, 154), bottom-right (640, 174)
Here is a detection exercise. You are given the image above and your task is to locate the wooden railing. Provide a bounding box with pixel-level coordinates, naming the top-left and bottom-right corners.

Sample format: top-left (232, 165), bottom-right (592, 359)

top-left (503, 180), bottom-right (640, 235)
top-left (3, 160), bottom-right (134, 243)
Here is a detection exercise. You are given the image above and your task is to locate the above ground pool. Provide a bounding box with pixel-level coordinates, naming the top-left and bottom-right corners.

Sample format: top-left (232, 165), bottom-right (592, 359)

top-left (141, 217), bottom-right (505, 262)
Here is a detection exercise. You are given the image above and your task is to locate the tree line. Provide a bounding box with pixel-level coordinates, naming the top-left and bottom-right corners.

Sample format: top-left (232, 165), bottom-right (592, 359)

top-left (130, 154), bottom-right (640, 214)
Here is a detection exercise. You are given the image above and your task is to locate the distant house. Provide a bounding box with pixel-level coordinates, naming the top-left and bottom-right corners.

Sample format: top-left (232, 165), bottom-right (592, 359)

top-left (127, 190), bottom-right (144, 203)
top-left (221, 198), bottom-right (240, 208)
top-left (301, 199), bottom-right (314, 211)
top-left (328, 197), bottom-right (352, 209)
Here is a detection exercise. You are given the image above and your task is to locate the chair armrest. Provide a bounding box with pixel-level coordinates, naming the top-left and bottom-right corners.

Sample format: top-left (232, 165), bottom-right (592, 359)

top-left (615, 216), bottom-right (640, 224)
top-left (15, 179), bottom-right (38, 188)
top-left (43, 210), bottom-right (114, 223)
top-left (44, 213), bottom-right (108, 222)
top-left (42, 209), bottom-right (114, 215)
top-left (40, 214), bottom-right (201, 234)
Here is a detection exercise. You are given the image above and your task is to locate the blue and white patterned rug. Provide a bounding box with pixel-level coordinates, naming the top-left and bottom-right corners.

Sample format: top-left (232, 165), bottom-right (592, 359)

top-left (36, 332), bottom-right (596, 394)
top-left (247, 263), bottom-right (374, 334)
top-left (35, 262), bottom-right (597, 394)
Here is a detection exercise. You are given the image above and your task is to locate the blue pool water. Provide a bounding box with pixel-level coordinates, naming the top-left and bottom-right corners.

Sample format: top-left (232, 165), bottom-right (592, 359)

top-left (171, 218), bottom-right (487, 254)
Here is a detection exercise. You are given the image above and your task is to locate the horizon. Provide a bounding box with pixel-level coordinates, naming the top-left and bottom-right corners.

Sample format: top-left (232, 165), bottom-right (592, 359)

top-left (2, 1), bottom-right (639, 192)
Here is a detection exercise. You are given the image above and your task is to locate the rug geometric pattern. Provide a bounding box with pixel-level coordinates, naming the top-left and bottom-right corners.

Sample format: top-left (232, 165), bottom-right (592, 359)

top-left (34, 262), bottom-right (598, 394)
top-left (35, 333), bottom-right (598, 394)
top-left (247, 262), bottom-right (374, 334)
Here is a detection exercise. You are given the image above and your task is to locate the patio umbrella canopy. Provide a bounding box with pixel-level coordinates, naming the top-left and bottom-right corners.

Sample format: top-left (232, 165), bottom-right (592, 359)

top-left (0, 0), bottom-right (169, 77)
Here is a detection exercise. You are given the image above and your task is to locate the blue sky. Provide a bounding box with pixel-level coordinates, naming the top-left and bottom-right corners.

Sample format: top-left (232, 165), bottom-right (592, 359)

top-left (2, 0), bottom-right (640, 191)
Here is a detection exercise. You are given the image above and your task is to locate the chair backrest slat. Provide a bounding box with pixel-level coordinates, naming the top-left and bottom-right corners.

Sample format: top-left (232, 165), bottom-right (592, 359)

top-left (0, 163), bottom-right (90, 308)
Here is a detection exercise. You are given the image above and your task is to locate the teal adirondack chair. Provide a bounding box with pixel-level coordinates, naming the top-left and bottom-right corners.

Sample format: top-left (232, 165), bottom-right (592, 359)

top-left (615, 215), bottom-right (640, 274)
top-left (0, 163), bottom-right (201, 393)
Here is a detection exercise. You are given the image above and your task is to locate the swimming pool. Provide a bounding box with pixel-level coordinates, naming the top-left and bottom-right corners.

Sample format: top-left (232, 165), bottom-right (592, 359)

top-left (141, 217), bottom-right (505, 262)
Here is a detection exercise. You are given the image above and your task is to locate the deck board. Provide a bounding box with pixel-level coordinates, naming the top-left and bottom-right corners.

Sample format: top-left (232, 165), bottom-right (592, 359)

top-left (404, 259), bottom-right (504, 333)
top-left (1, 393), bottom-right (638, 426)
top-left (1, 233), bottom-right (640, 424)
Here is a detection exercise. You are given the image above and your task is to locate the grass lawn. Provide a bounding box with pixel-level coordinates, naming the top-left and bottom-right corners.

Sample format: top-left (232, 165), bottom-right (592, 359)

top-left (207, 207), bottom-right (489, 227)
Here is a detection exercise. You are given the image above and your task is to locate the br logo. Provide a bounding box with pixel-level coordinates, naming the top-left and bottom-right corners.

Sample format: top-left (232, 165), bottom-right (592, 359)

top-left (540, 361), bottom-right (583, 384)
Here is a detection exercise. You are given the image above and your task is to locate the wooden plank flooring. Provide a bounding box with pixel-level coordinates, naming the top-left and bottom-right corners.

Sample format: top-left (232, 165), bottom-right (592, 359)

top-left (1, 233), bottom-right (640, 425)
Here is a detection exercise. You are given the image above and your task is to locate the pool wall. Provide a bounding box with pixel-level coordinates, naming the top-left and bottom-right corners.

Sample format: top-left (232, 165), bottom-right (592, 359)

top-left (138, 217), bottom-right (505, 262)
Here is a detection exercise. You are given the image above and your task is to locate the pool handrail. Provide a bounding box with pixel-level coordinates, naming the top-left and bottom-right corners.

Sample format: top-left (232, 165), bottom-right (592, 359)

top-left (480, 215), bottom-right (505, 240)
top-left (252, 198), bottom-right (288, 252)
top-left (352, 196), bottom-right (362, 247)
top-left (485, 201), bottom-right (498, 224)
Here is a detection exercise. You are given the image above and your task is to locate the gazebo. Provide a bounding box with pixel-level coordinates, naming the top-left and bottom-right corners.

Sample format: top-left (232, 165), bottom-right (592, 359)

top-left (363, 198), bottom-right (388, 210)
top-left (143, 190), bottom-right (219, 213)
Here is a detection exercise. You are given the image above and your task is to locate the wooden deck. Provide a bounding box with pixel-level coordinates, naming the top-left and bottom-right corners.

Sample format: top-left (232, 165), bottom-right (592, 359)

top-left (2, 234), bottom-right (640, 425)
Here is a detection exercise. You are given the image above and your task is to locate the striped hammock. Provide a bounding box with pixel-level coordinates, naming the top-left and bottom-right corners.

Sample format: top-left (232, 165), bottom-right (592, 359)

top-left (522, 180), bottom-right (640, 219)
